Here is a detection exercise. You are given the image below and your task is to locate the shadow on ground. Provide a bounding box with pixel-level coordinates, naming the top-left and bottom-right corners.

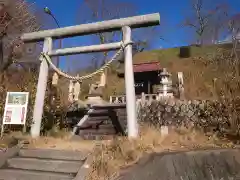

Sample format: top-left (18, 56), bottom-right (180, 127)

top-left (118, 149), bottom-right (240, 180)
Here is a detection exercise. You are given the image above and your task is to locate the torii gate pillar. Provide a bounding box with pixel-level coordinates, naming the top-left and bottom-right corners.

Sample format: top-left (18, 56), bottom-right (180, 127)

top-left (21, 13), bottom-right (160, 138)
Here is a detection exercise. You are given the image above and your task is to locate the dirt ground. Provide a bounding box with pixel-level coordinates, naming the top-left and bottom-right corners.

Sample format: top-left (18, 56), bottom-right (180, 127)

top-left (0, 132), bottom-right (95, 151)
top-left (0, 136), bottom-right (18, 148)
top-left (24, 137), bottom-right (95, 151)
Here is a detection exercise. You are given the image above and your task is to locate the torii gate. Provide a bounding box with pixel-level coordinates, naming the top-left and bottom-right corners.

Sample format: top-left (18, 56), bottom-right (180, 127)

top-left (21, 13), bottom-right (160, 138)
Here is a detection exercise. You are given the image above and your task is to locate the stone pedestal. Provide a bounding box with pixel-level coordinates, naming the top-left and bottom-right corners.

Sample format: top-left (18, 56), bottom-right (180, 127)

top-left (85, 96), bottom-right (108, 106)
top-left (177, 72), bottom-right (185, 100)
top-left (85, 83), bottom-right (107, 105)
top-left (88, 83), bottom-right (103, 97)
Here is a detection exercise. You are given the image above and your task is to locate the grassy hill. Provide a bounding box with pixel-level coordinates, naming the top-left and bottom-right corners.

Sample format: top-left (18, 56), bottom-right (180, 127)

top-left (132, 44), bottom-right (233, 99)
top-left (133, 45), bottom-right (217, 64)
top-left (79, 43), bottom-right (237, 100)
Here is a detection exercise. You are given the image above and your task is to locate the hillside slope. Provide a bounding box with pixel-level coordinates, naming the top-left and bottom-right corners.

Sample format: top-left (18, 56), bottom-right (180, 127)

top-left (79, 44), bottom-right (235, 100)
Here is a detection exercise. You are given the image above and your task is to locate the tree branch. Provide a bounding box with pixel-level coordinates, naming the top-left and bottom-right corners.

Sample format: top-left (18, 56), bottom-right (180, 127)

top-left (0, 0), bottom-right (41, 73)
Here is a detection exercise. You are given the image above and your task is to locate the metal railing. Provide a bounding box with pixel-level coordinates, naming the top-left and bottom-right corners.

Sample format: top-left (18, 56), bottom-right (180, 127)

top-left (110, 92), bottom-right (174, 104)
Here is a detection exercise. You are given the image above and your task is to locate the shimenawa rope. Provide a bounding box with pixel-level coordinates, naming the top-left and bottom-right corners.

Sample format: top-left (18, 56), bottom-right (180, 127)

top-left (40, 40), bottom-right (133, 81)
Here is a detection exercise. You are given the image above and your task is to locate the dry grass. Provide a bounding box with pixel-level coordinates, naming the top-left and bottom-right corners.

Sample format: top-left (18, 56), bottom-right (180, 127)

top-left (87, 125), bottom-right (234, 180)
top-left (101, 45), bottom-right (238, 100)
top-left (25, 137), bottom-right (95, 151)
top-left (1, 131), bottom-right (95, 151)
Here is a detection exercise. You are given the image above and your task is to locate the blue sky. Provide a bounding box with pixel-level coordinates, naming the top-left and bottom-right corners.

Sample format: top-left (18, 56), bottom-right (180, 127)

top-left (26, 0), bottom-right (240, 70)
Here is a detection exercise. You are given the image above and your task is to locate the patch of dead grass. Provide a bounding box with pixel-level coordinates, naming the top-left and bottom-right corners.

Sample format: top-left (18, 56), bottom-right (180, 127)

top-left (3, 131), bottom-right (95, 151)
top-left (87, 125), bottom-right (234, 180)
top-left (25, 137), bottom-right (95, 151)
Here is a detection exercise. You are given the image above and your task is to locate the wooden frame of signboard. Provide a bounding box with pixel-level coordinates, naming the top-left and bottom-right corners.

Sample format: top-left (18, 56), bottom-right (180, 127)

top-left (1, 92), bottom-right (29, 137)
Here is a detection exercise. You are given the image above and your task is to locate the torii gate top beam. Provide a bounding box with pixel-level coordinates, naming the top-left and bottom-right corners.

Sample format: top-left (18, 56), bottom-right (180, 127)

top-left (21, 13), bottom-right (160, 42)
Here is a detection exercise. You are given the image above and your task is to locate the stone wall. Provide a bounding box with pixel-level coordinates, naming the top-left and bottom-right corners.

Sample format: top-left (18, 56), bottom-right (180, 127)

top-left (138, 98), bottom-right (240, 134)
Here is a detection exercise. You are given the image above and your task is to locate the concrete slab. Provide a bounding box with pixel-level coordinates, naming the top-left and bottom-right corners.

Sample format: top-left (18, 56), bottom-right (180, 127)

top-left (0, 147), bottom-right (93, 180)
top-left (0, 146), bottom-right (20, 168)
top-left (19, 149), bottom-right (88, 161)
top-left (74, 154), bottom-right (94, 180)
top-left (118, 149), bottom-right (240, 180)
top-left (0, 169), bottom-right (74, 180)
top-left (7, 157), bottom-right (83, 174)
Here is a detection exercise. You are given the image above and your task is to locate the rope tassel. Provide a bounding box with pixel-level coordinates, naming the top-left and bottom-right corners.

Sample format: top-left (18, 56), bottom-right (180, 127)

top-left (52, 72), bottom-right (59, 85)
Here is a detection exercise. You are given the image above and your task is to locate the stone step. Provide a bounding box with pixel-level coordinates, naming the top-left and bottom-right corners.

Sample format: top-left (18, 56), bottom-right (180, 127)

top-left (99, 124), bottom-right (115, 129)
top-left (118, 116), bottom-right (127, 120)
top-left (81, 124), bottom-right (115, 129)
top-left (88, 110), bottom-right (109, 117)
top-left (19, 149), bottom-right (87, 161)
top-left (118, 117), bottom-right (127, 123)
top-left (117, 110), bottom-right (126, 114)
top-left (117, 111), bottom-right (127, 115)
top-left (0, 169), bottom-right (74, 180)
top-left (117, 115), bottom-right (127, 120)
top-left (79, 128), bottom-right (116, 135)
top-left (81, 134), bottom-right (114, 140)
top-left (118, 114), bottom-right (127, 117)
top-left (7, 157), bottom-right (82, 174)
top-left (118, 113), bottom-right (127, 117)
top-left (88, 116), bottom-right (110, 121)
top-left (117, 112), bottom-right (127, 116)
top-left (83, 120), bottom-right (111, 126)
top-left (88, 112), bottom-right (109, 117)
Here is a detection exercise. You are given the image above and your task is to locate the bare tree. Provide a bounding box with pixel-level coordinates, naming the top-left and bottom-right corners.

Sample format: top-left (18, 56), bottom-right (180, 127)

top-left (183, 0), bottom-right (229, 45)
top-left (0, 0), bottom-right (40, 72)
top-left (228, 13), bottom-right (240, 41)
top-left (76, 0), bottom-right (161, 70)
top-left (225, 13), bottom-right (240, 68)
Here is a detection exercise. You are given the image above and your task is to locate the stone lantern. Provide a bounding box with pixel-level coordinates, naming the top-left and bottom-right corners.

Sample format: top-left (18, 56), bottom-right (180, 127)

top-left (157, 68), bottom-right (173, 97)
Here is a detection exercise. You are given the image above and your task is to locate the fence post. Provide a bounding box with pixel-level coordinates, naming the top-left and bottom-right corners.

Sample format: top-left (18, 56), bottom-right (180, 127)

top-left (31, 37), bottom-right (52, 138)
top-left (122, 26), bottom-right (138, 138)
top-left (178, 72), bottom-right (185, 100)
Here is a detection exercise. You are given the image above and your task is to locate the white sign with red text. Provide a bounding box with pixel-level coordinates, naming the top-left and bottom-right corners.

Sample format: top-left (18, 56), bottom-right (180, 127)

top-left (2, 92), bottom-right (29, 125)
